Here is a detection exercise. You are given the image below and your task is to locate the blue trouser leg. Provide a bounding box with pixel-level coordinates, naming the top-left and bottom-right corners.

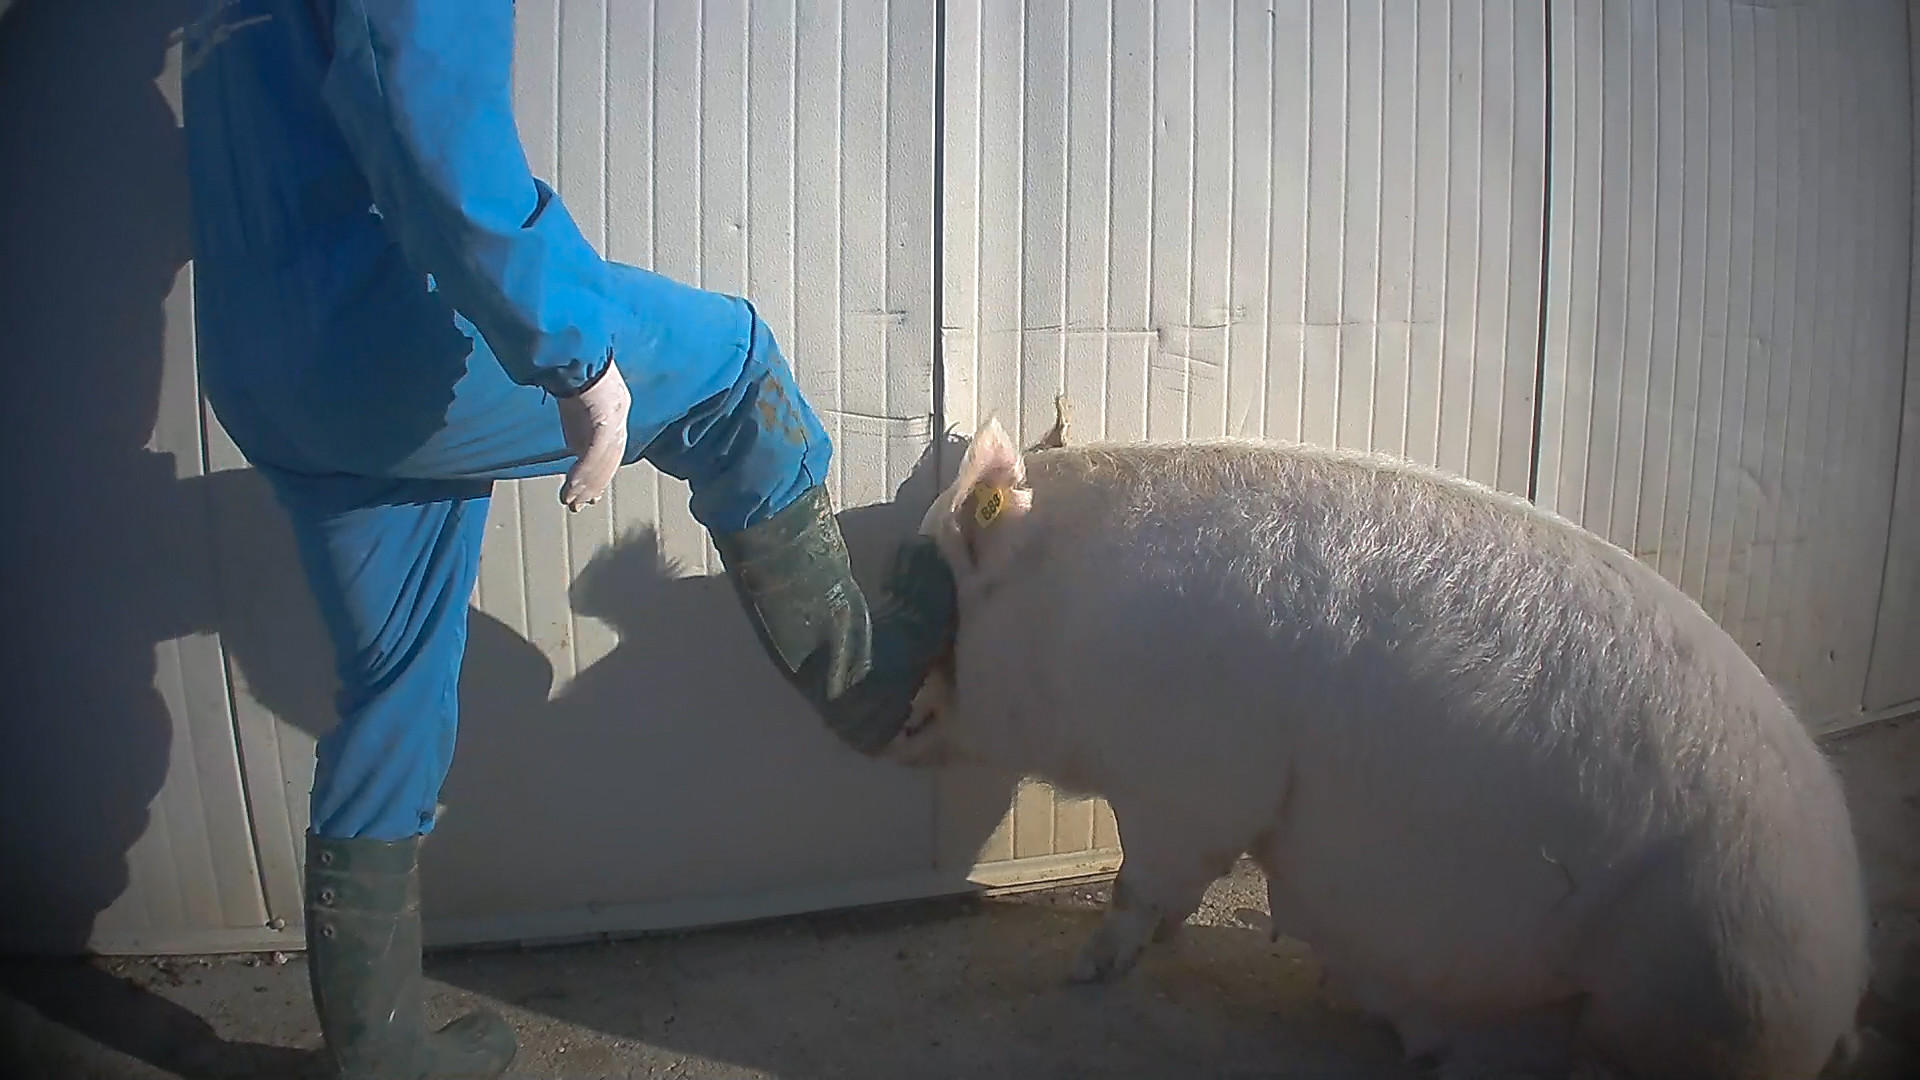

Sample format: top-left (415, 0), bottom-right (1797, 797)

top-left (266, 470), bottom-right (493, 841)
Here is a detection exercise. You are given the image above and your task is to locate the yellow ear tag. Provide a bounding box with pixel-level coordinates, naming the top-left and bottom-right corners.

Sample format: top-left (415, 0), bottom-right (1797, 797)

top-left (973, 483), bottom-right (1009, 527)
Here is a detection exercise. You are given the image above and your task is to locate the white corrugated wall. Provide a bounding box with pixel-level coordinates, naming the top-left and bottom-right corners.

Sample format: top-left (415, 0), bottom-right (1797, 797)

top-left (944, 0), bottom-right (1548, 487)
top-left (1, 0), bottom-right (1914, 956)
top-left (1536, 0), bottom-right (1914, 729)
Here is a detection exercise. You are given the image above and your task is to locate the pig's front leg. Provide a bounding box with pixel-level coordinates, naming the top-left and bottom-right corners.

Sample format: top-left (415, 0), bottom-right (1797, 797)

top-left (1069, 803), bottom-right (1236, 984)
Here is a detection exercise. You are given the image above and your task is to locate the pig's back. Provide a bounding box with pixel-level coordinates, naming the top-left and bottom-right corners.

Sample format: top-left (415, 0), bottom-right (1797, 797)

top-left (1016, 436), bottom-right (1776, 769)
top-left (995, 439), bottom-right (1861, 1014)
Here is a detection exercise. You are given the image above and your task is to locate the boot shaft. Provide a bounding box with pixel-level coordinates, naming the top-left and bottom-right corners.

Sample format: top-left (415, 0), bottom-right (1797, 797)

top-left (302, 833), bottom-right (515, 1080)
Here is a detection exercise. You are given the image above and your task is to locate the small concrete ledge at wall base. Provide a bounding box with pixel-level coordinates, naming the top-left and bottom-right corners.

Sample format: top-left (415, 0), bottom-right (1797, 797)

top-left (419, 849), bottom-right (1126, 954)
top-left (1813, 701), bottom-right (1920, 742)
top-left (64, 850), bottom-right (1125, 959)
top-left (77, 923), bottom-right (306, 959)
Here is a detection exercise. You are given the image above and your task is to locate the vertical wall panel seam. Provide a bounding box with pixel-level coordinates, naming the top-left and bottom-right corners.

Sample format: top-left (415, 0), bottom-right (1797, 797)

top-left (1466, 4), bottom-right (1487, 477)
top-left (788, 0), bottom-right (799, 392)
top-left (1143, 0), bottom-right (1156, 436)
top-left (975, 4), bottom-right (990, 434)
top-left (1674, 4), bottom-right (1704, 588)
top-left (882, 0), bottom-right (893, 482)
top-left (1105, 0), bottom-right (1121, 432)
top-left (927, 0), bottom-right (946, 869)
top-left (1526, 0), bottom-right (1556, 503)
top-left (216, 600), bottom-right (273, 920)
top-left (1844, 6), bottom-right (1882, 705)
top-left (1259, 3), bottom-right (1275, 442)
top-left (1698, 3), bottom-right (1731, 625)
top-left (1731, 5), bottom-right (1776, 651)
top-left (1364, 3), bottom-right (1382, 454)
top-left (1773, 9), bottom-right (1810, 678)
top-left (603, 0), bottom-right (618, 530)
top-left (193, 255), bottom-right (280, 921)
top-left (1062, 1), bottom-right (1075, 418)
top-left (696, 4), bottom-right (708, 299)
top-left (1019, 0), bottom-right (1029, 433)
top-left (1173, 1), bottom-right (1186, 437)
top-left (921, 0), bottom-right (936, 864)
top-left (1293, 2), bottom-right (1311, 442)
top-left (1750, 9), bottom-right (1790, 673)
top-left (1824, 8), bottom-right (1860, 684)
top-left (1400, 4), bottom-right (1421, 456)
top-left (1222, 4), bottom-right (1238, 440)
top-left (651, 0), bottom-right (666, 554)
top-left (742, 8), bottom-right (754, 316)
top-left (1864, 0), bottom-right (1918, 707)
top-left (1579, 4), bottom-right (1609, 527)
top-left (1677, 0), bottom-right (1706, 595)
top-left (932, 0), bottom-right (948, 469)
top-left (1834, 6), bottom-right (1869, 703)
top-left (1828, 5), bottom-right (1871, 704)
top-left (1332, 0), bottom-right (1346, 441)
top-left (1433, 0), bottom-right (1451, 460)
top-left (553, 0), bottom-right (579, 681)
top-left (834, 1), bottom-right (847, 497)
top-left (1631, 3), bottom-right (1661, 558)
top-left (1011, 0), bottom-right (1029, 848)
top-left (1796, 5), bottom-right (1831, 679)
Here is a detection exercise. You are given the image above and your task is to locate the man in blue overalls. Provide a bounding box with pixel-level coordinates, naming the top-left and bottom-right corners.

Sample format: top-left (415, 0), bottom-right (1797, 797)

top-left (178, 3), bottom-right (956, 1076)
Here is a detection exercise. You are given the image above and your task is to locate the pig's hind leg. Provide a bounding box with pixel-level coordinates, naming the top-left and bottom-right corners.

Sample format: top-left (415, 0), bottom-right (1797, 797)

top-left (1068, 800), bottom-right (1245, 984)
top-left (1418, 1003), bottom-right (1586, 1080)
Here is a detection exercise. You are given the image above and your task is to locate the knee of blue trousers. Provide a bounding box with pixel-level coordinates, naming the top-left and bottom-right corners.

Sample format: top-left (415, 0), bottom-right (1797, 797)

top-left (264, 468), bottom-right (493, 842)
top-left (639, 306), bottom-right (836, 535)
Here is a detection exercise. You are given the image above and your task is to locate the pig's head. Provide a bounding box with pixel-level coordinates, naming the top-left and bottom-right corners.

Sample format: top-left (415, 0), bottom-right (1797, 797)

top-left (885, 415), bottom-right (1051, 768)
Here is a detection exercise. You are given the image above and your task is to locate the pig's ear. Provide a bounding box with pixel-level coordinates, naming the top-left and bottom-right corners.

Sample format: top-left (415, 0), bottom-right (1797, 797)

top-left (932, 416), bottom-right (1037, 572)
top-left (955, 416), bottom-right (1026, 492)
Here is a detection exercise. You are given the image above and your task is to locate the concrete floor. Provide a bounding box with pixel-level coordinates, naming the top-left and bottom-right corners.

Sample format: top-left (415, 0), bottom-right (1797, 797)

top-left (3, 715), bottom-right (1917, 1080)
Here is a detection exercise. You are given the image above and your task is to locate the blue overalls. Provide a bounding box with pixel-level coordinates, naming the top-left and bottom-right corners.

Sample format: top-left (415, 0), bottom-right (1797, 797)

top-left (181, 0), bottom-right (838, 842)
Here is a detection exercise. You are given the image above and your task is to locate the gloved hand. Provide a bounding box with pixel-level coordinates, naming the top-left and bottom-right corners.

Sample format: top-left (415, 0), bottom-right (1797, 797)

top-left (556, 357), bottom-right (632, 511)
top-left (713, 485), bottom-right (957, 754)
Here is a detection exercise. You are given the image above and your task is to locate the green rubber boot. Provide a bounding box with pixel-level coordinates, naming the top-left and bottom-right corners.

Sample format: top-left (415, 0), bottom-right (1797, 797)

top-left (304, 834), bottom-right (516, 1080)
top-left (713, 484), bottom-right (957, 754)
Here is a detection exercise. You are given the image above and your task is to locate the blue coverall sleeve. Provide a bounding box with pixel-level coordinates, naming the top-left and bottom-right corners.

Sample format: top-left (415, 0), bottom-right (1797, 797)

top-left (316, 0), bottom-right (615, 398)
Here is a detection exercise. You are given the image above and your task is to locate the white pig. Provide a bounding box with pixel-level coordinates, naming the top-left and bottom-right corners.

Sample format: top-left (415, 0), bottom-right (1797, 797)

top-left (885, 414), bottom-right (1869, 1080)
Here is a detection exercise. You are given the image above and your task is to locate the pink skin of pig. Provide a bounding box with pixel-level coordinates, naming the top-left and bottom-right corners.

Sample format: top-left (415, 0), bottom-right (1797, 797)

top-left (882, 413), bottom-right (1870, 1080)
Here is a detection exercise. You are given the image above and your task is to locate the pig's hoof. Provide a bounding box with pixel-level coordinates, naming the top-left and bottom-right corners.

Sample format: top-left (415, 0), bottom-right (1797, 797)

top-left (1149, 912), bottom-right (1187, 944)
top-left (1068, 945), bottom-right (1119, 983)
top-left (1068, 934), bottom-right (1144, 984)
top-left (1067, 952), bottom-right (1115, 984)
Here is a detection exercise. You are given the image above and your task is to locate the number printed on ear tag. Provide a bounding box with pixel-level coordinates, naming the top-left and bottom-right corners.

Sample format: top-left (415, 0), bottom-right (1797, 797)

top-left (974, 483), bottom-right (1008, 527)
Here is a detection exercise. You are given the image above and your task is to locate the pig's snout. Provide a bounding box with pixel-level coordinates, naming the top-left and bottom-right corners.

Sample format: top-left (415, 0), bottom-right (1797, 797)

top-left (878, 668), bottom-right (959, 768)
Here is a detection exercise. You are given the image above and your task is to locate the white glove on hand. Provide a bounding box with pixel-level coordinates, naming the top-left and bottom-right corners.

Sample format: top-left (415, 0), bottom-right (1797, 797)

top-left (556, 357), bottom-right (632, 511)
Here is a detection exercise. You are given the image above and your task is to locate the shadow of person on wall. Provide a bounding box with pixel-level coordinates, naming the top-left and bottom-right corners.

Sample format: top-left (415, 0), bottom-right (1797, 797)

top-left (0, 1), bottom-right (322, 1076)
top-left (414, 433), bottom-right (1020, 935)
top-left (212, 428), bottom-right (1022, 953)
top-left (0, 0), bottom-right (200, 963)
top-left (206, 429), bottom-right (1037, 1074)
